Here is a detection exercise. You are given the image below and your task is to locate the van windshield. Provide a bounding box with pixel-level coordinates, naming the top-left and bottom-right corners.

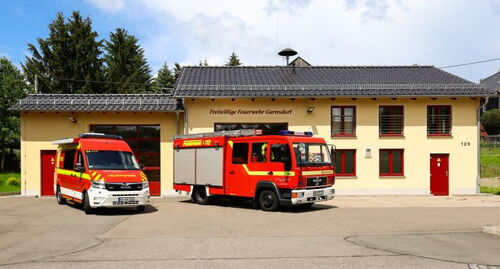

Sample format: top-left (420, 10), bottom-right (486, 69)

top-left (292, 143), bottom-right (332, 167)
top-left (85, 150), bottom-right (139, 170)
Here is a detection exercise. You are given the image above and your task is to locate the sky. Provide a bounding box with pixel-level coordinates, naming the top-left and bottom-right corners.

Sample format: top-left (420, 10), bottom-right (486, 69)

top-left (0, 0), bottom-right (499, 82)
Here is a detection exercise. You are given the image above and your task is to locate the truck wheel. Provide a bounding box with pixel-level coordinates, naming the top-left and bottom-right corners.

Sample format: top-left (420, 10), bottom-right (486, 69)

top-left (56, 186), bottom-right (66, 205)
top-left (83, 192), bottom-right (94, 215)
top-left (193, 187), bottom-right (210, 205)
top-left (137, 205), bottom-right (146, 212)
top-left (259, 190), bottom-right (279, 211)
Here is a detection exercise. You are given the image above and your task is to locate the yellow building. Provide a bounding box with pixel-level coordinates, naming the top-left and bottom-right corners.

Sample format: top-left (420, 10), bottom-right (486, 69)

top-left (11, 65), bottom-right (497, 196)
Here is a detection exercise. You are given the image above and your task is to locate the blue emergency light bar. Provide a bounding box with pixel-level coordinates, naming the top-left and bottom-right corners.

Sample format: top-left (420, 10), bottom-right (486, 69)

top-left (279, 130), bottom-right (313, 137)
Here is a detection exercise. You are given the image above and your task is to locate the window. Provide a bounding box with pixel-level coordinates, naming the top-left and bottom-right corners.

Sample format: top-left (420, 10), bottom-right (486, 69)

top-left (379, 106), bottom-right (404, 136)
top-left (86, 150), bottom-right (139, 170)
top-left (335, 150), bottom-right (356, 176)
top-left (270, 144), bottom-right (290, 163)
top-left (75, 151), bottom-right (84, 170)
top-left (63, 150), bottom-right (76, 170)
top-left (427, 106), bottom-right (451, 135)
top-left (214, 123), bottom-right (288, 135)
top-left (251, 142), bottom-right (268, 162)
top-left (331, 106), bottom-right (356, 136)
top-left (232, 143), bottom-right (249, 164)
top-left (380, 149), bottom-right (404, 176)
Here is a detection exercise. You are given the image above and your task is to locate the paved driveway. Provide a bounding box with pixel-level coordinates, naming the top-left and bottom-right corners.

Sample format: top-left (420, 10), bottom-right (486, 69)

top-left (1, 195), bottom-right (500, 268)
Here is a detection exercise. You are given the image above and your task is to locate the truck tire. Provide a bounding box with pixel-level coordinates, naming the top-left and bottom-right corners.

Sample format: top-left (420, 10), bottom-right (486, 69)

top-left (259, 190), bottom-right (279, 211)
top-left (193, 187), bottom-right (210, 205)
top-left (83, 192), bottom-right (94, 215)
top-left (56, 186), bottom-right (66, 205)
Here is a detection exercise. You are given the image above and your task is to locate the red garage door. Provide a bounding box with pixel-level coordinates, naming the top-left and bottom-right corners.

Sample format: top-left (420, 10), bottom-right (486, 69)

top-left (91, 125), bottom-right (161, 196)
top-left (41, 150), bottom-right (57, 196)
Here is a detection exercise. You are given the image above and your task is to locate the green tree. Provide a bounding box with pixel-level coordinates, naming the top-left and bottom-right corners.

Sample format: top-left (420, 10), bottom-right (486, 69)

top-left (104, 28), bottom-right (152, 93)
top-left (22, 11), bottom-right (104, 93)
top-left (225, 52), bottom-right (242, 66)
top-left (173, 62), bottom-right (182, 82)
top-left (198, 59), bottom-right (209, 67)
top-left (0, 57), bottom-right (32, 172)
top-left (154, 62), bottom-right (175, 93)
top-left (481, 109), bottom-right (500, 135)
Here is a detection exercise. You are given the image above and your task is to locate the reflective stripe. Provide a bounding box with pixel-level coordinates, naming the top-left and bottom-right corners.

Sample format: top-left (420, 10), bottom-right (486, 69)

top-left (241, 164), bottom-right (295, 176)
top-left (302, 170), bottom-right (334, 176)
top-left (57, 168), bottom-right (91, 180)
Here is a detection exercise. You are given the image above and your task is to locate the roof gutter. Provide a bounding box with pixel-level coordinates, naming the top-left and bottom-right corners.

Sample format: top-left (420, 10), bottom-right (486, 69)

top-left (174, 94), bottom-right (496, 99)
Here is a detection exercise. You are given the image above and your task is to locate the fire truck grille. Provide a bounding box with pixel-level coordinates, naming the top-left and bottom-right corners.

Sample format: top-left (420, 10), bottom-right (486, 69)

top-left (105, 183), bottom-right (142, 191)
top-left (306, 177), bottom-right (328, 187)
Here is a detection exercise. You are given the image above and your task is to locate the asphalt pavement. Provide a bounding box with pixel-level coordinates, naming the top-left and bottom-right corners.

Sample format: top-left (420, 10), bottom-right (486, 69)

top-left (1, 195), bottom-right (500, 268)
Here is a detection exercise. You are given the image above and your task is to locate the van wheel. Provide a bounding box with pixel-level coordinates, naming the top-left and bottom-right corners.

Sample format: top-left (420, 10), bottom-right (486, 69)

top-left (56, 186), bottom-right (66, 205)
top-left (259, 190), bottom-right (279, 211)
top-left (83, 192), bottom-right (94, 215)
top-left (193, 187), bottom-right (210, 205)
top-left (137, 205), bottom-right (146, 212)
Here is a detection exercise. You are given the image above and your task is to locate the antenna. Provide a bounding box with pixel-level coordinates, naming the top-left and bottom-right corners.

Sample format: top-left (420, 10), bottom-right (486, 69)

top-left (278, 48), bottom-right (298, 65)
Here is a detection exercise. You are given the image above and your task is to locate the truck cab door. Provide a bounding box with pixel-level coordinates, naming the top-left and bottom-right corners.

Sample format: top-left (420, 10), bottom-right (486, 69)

top-left (265, 141), bottom-right (293, 190)
top-left (226, 141), bottom-right (251, 197)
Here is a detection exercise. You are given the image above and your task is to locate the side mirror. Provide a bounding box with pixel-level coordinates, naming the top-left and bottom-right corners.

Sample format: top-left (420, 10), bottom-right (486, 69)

top-left (140, 164), bottom-right (146, 171)
top-left (74, 166), bottom-right (85, 173)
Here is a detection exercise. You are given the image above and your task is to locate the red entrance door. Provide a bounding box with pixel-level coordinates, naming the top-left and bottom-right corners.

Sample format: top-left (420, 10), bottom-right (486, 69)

top-left (430, 154), bottom-right (449, 196)
top-left (41, 150), bottom-right (57, 196)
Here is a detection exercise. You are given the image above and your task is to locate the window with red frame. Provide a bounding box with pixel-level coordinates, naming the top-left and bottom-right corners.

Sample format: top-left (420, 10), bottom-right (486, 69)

top-left (335, 149), bottom-right (356, 176)
top-left (331, 106), bottom-right (356, 136)
top-left (379, 106), bottom-right (404, 136)
top-left (427, 106), bottom-right (451, 135)
top-left (380, 149), bottom-right (404, 176)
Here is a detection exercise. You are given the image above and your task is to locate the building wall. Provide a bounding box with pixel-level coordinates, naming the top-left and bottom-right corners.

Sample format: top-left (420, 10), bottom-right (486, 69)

top-left (185, 98), bottom-right (480, 195)
top-left (20, 112), bottom-right (180, 196)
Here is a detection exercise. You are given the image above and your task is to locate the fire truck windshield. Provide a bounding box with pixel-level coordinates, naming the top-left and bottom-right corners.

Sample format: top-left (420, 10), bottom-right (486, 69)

top-left (292, 143), bottom-right (332, 167)
top-left (85, 150), bottom-right (139, 170)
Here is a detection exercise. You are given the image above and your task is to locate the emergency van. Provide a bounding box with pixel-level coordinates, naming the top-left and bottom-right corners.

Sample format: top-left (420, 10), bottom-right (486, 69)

top-left (53, 133), bottom-right (151, 214)
top-left (173, 129), bottom-right (335, 211)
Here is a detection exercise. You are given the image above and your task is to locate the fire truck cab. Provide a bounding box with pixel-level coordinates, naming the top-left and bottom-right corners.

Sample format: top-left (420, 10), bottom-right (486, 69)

top-left (173, 129), bottom-right (335, 211)
top-left (53, 133), bottom-right (151, 214)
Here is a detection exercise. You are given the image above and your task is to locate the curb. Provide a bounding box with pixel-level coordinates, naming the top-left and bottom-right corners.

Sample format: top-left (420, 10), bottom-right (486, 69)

top-left (483, 225), bottom-right (500, 237)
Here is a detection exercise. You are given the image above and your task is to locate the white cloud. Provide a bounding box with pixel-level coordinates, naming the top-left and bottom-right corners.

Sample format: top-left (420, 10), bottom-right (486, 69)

top-left (85, 0), bottom-right (500, 82)
top-left (85, 0), bottom-right (125, 14)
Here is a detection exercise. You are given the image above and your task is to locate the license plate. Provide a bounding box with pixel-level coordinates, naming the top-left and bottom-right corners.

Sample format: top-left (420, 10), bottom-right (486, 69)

top-left (313, 190), bottom-right (324, 196)
top-left (118, 197), bottom-right (136, 202)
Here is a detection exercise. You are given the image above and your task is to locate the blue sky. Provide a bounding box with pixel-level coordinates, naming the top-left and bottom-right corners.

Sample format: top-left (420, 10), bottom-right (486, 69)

top-left (0, 0), bottom-right (499, 82)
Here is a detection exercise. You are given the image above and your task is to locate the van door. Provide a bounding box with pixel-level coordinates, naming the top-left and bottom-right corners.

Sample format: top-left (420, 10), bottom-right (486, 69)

top-left (58, 149), bottom-right (77, 198)
top-left (246, 141), bottom-right (270, 196)
top-left (226, 141), bottom-right (251, 197)
top-left (267, 141), bottom-right (293, 189)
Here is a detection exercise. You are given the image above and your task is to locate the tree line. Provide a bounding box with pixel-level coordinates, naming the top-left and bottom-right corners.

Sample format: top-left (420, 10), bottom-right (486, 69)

top-left (0, 10), bottom-right (243, 172)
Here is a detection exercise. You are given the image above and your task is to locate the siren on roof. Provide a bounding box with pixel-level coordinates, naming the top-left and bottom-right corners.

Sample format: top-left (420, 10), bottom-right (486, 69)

top-left (278, 48), bottom-right (298, 65)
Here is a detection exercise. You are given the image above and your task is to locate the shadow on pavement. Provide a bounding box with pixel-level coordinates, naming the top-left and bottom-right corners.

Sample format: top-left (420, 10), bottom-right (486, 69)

top-left (179, 198), bottom-right (337, 213)
top-left (65, 201), bottom-right (158, 215)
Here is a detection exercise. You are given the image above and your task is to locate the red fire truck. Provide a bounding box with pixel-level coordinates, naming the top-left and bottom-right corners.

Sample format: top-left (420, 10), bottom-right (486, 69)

top-left (173, 129), bottom-right (335, 211)
top-left (53, 133), bottom-right (151, 214)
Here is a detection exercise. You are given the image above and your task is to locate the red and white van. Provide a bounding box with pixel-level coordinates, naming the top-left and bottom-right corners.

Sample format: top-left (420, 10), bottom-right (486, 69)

top-left (53, 133), bottom-right (150, 214)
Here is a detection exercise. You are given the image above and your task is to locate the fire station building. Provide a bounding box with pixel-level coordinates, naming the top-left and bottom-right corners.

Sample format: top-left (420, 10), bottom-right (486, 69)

top-left (10, 65), bottom-right (497, 197)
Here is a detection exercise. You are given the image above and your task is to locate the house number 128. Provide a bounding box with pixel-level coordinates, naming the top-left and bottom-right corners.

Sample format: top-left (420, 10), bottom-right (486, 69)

top-left (461, 142), bottom-right (470, 146)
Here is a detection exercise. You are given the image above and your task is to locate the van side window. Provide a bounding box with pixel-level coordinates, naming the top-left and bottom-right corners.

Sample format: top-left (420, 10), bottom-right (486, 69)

top-left (251, 142), bottom-right (267, 162)
top-left (75, 151), bottom-right (84, 170)
top-left (63, 150), bottom-right (76, 170)
top-left (271, 144), bottom-right (290, 163)
top-left (232, 143), bottom-right (249, 164)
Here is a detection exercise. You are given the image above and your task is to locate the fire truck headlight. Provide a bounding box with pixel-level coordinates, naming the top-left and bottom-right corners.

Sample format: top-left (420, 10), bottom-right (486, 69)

top-left (292, 192), bottom-right (304, 198)
top-left (92, 180), bottom-right (106, 189)
top-left (142, 181), bottom-right (149, 189)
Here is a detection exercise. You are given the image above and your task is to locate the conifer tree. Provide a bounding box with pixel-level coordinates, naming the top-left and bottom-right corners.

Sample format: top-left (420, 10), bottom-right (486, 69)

top-left (225, 52), bottom-right (242, 66)
top-left (154, 62), bottom-right (175, 93)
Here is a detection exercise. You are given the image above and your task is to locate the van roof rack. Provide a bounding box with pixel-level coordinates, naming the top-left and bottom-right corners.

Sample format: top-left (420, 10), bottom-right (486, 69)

top-left (174, 129), bottom-right (262, 139)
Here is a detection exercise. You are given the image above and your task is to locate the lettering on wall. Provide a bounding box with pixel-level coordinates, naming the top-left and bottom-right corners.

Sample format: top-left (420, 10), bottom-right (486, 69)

top-left (209, 109), bottom-right (293, 116)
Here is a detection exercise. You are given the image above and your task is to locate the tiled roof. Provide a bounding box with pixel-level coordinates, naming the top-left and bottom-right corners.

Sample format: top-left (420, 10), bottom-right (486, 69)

top-left (9, 94), bottom-right (182, 112)
top-left (175, 66), bottom-right (496, 97)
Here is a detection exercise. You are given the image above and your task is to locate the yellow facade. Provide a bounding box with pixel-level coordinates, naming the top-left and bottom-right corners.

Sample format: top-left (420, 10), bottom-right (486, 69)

top-left (185, 97), bottom-right (479, 195)
top-left (20, 97), bottom-right (480, 196)
top-left (20, 112), bottom-right (180, 196)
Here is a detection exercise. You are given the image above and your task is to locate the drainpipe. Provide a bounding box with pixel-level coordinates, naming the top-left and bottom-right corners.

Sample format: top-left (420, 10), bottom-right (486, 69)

top-left (175, 111), bottom-right (180, 135)
top-left (477, 96), bottom-right (489, 194)
top-left (182, 98), bottom-right (188, 135)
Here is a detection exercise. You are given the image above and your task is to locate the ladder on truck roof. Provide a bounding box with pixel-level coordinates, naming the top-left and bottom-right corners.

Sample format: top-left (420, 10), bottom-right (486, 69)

top-left (174, 129), bottom-right (262, 139)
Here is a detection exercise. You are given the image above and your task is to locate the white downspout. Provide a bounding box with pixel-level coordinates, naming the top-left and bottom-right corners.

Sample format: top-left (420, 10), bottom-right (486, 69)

top-left (477, 96), bottom-right (489, 194)
top-left (183, 98), bottom-right (188, 135)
